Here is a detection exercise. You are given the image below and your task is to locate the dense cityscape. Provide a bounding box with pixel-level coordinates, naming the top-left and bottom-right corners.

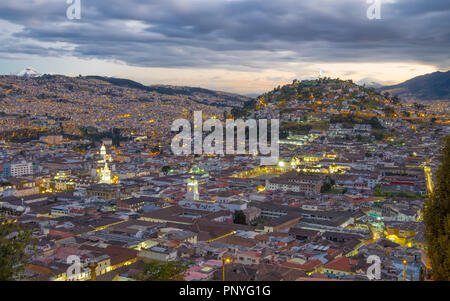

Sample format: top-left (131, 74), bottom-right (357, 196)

top-left (1, 72), bottom-right (449, 281)
top-left (0, 0), bottom-right (449, 287)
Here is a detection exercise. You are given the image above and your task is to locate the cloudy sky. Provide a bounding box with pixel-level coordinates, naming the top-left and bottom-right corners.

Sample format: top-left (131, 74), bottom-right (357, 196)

top-left (0, 0), bottom-right (449, 94)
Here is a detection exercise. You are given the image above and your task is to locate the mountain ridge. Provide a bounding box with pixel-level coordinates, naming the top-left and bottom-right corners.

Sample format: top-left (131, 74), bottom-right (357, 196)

top-left (378, 70), bottom-right (450, 102)
top-left (84, 75), bottom-right (252, 107)
top-left (32, 74), bottom-right (252, 108)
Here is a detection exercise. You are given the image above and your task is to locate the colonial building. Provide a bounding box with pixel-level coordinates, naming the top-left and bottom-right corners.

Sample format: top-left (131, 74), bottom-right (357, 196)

top-left (265, 172), bottom-right (323, 194)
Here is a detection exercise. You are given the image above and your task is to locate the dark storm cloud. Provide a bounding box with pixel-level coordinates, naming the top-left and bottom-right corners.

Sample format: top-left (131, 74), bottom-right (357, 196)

top-left (0, 0), bottom-right (449, 70)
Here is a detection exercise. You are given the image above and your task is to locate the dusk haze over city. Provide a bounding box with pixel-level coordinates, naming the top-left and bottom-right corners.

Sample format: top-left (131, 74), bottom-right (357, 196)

top-left (0, 0), bottom-right (448, 294)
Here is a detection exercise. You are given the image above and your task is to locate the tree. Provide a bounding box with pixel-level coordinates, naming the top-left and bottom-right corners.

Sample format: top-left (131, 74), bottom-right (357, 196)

top-left (233, 210), bottom-right (247, 225)
top-left (383, 106), bottom-right (396, 118)
top-left (135, 260), bottom-right (187, 281)
top-left (424, 136), bottom-right (450, 280)
top-left (392, 95), bottom-right (400, 105)
top-left (150, 145), bottom-right (161, 154)
top-left (0, 219), bottom-right (35, 280)
top-left (161, 165), bottom-right (171, 174)
top-left (320, 176), bottom-right (335, 193)
top-left (369, 117), bottom-right (384, 129)
top-left (373, 184), bottom-right (382, 195)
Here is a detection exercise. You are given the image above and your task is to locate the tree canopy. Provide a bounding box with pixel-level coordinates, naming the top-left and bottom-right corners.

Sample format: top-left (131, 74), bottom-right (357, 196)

top-left (424, 136), bottom-right (450, 280)
top-left (161, 165), bottom-right (171, 174)
top-left (0, 219), bottom-right (35, 280)
top-left (135, 260), bottom-right (187, 281)
top-left (233, 210), bottom-right (247, 225)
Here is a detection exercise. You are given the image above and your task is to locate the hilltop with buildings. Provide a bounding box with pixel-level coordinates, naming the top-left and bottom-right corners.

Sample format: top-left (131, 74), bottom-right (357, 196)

top-left (0, 74), bottom-right (250, 144)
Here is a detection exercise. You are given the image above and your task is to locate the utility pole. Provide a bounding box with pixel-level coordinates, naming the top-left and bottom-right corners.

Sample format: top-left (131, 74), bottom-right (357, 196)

top-left (402, 259), bottom-right (407, 281)
top-left (222, 256), bottom-right (233, 281)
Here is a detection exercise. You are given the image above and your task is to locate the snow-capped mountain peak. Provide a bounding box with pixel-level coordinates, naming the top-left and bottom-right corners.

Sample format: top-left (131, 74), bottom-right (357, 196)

top-left (17, 67), bottom-right (41, 78)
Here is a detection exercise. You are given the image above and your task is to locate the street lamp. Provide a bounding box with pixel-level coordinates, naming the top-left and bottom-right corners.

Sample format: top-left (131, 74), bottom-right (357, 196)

top-left (222, 255), bottom-right (234, 281)
top-left (402, 259), bottom-right (407, 281)
top-left (89, 260), bottom-right (98, 281)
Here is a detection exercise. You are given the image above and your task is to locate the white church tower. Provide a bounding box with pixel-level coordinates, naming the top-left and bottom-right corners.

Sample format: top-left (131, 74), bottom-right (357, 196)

top-left (185, 175), bottom-right (199, 201)
top-left (97, 143), bottom-right (113, 184)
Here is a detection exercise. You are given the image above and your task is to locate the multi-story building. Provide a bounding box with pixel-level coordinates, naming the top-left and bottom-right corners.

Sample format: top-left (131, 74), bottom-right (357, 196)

top-left (117, 197), bottom-right (146, 212)
top-left (39, 135), bottom-right (63, 145)
top-left (265, 173), bottom-right (323, 194)
top-left (138, 245), bottom-right (177, 262)
top-left (87, 184), bottom-right (121, 200)
top-left (9, 162), bottom-right (33, 177)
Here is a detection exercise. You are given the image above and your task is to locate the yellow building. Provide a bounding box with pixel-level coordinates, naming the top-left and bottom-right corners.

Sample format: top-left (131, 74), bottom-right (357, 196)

top-left (384, 222), bottom-right (421, 247)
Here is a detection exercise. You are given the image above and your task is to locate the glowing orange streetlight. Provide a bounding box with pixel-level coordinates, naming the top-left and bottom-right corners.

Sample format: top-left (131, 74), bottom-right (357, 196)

top-left (222, 255), bottom-right (234, 281)
top-left (402, 259), bottom-right (408, 281)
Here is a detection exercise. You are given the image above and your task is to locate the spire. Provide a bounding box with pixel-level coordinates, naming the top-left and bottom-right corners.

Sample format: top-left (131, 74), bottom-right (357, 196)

top-left (100, 143), bottom-right (106, 156)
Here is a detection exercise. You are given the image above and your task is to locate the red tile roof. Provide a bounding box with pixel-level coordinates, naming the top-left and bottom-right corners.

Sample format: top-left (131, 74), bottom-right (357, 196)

top-left (323, 256), bottom-right (357, 273)
top-left (282, 259), bottom-right (323, 271)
